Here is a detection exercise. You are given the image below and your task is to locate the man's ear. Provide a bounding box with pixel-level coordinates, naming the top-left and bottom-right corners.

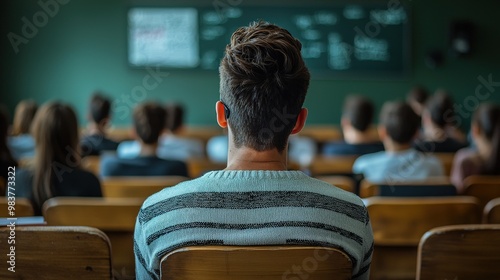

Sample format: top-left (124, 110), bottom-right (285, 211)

top-left (291, 108), bottom-right (308, 135)
top-left (215, 101), bottom-right (228, 128)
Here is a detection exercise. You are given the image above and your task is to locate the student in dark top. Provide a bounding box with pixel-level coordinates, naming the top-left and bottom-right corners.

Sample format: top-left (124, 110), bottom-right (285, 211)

top-left (0, 106), bottom-right (17, 184)
top-left (14, 102), bottom-right (102, 215)
top-left (414, 91), bottom-right (468, 153)
top-left (100, 102), bottom-right (188, 177)
top-left (80, 93), bottom-right (119, 156)
top-left (323, 95), bottom-right (384, 156)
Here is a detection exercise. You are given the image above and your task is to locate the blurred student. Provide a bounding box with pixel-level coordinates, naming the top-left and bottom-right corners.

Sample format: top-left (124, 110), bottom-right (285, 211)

top-left (80, 93), bottom-right (119, 156)
top-left (100, 102), bottom-right (188, 177)
top-left (206, 130), bottom-right (228, 164)
top-left (322, 95), bottom-right (384, 156)
top-left (134, 21), bottom-right (373, 280)
top-left (406, 85), bottom-right (429, 117)
top-left (414, 91), bottom-right (468, 153)
top-left (117, 103), bottom-right (204, 161)
top-left (7, 100), bottom-right (37, 160)
top-left (353, 101), bottom-right (444, 182)
top-left (451, 103), bottom-right (500, 192)
top-left (0, 106), bottom-right (17, 183)
top-left (15, 102), bottom-right (102, 215)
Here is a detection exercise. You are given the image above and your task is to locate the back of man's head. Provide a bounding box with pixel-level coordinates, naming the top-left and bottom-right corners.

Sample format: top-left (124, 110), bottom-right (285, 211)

top-left (165, 103), bottom-right (184, 133)
top-left (133, 102), bottom-right (166, 145)
top-left (407, 86), bottom-right (429, 105)
top-left (342, 95), bottom-right (374, 132)
top-left (90, 93), bottom-right (111, 124)
top-left (425, 90), bottom-right (455, 128)
top-left (380, 101), bottom-right (419, 144)
top-left (219, 21), bottom-right (310, 152)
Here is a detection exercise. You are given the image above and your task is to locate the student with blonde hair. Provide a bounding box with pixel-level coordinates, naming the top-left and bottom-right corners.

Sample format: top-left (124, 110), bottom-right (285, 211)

top-left (14, 102), bottom-right (101, 215)
top-left (8, 99), bottom-right (37, 160)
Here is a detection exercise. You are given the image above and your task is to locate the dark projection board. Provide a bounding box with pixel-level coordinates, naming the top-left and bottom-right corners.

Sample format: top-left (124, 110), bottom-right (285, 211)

top-left (128, 4), bottom-right (410, 78)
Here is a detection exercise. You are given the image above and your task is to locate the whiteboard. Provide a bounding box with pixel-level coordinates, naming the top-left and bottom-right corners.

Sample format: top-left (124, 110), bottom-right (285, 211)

top-left (128, 8), bottom-right (199, 68)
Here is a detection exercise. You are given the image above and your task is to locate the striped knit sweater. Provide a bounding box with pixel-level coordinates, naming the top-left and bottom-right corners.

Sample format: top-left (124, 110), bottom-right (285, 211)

top-left (134, 170), bottom-right (373, 280)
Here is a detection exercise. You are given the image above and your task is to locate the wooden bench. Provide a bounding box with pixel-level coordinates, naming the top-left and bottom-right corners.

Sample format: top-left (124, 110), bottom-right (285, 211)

top-left (483, 197), bottom-right (500, 224)
top-left (161, 246), bottom-right (352, 280)
top-left (365, 196), bottom-right (481, 280)
top-left (463, 175), bottom-right (500, 210)
top-left (0, 226), bottom-right (112, 280)
top-left (101, 176), bottom-right (188, 198)
top-left (314, 175), bottom-right (356, 193)
top-left (0, 197), bottom-right (34, 217)
top-left (359, 177), bottom-right (456, 198)
top-left (43, 197), bottom-right (143, 278)
top-left (417, 224), bottom-right (500, 279)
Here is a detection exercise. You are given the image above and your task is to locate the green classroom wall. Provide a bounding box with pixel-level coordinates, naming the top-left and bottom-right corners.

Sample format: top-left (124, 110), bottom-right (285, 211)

top-left (1, 0), bottom-right (499, 129)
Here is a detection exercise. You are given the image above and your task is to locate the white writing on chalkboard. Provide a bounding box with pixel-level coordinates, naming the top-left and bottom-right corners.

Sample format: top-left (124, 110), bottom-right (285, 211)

top-left (354, 35), bottom-right (389, 61)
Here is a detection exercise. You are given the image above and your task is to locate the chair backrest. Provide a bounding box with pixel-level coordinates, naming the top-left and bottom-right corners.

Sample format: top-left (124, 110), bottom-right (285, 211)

top-left (160, 246), bottom-right (353, 280)
top-left (417, 224), bottom-right (500, 280)
top-left (81, 155), bottom-right (101, 176)
top-left (365, 196), bottom-right (481, 246)
top-left (0, 226), bottom-right (112, 280)
top-left (101, 176), bottom-right (188, 198)
top-left (463, 175), bottom-right (500, 210)
top-left (360, 177), bottom-right (456, 198)
top-left (484, 197), bottom-right (500, 224)
top-left (0, 178), bottom-right (5, 194)
top-left (315, 175), bottom-right (355, 193)
top-left (43, 197), bottom-right (143, 277)
top-left (365, 196), bottom-right (481, 280)
top-left (307, 155), bottom-right (358, 176)
top-left (0, 197), bottom-right (34, 217)
top-left (433, 153), bottom-right (455, 176)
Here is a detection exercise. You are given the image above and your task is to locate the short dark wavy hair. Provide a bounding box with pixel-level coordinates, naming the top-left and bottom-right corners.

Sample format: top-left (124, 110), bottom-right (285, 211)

top-left (219, 21), bottom-right (310, 152)
top-left (133, 102), bottom-right (166, 144)
top-left (381, 101), bottom-right (419, 144)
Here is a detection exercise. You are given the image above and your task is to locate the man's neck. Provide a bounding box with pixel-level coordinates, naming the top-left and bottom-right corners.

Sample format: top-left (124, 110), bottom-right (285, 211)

top-left (87, 123), bottom-right (106, 136)
top-left (383, 139), bottom-right (412, 153)
top-left (423, 124), bottom-right (447, 141)
top-left (225, 145), bottom-right (288, 171)
top-left (139, 143), bottom-right (158, 157)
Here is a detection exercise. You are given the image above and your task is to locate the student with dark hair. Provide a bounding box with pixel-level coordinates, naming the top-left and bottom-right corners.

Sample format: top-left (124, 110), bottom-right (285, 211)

top-left (157, 103), bottom-right (204, 160)
top-left (117, 103), bottom-right (204, 161)
top-left (323, 95), bottom-right (384, 156)
top-left (7, 100), bottom-right (37, 160)
top-left (100, 102), bottom-right (188, 177)
top-left (14, 102), bottom-right (102, 215)
top-left (451, 103), bottom-right (500, 192)
top-left (353, 101), bottom-right (444, 182)
top-left (134, 21), bottom-right (373, 280)
top-left (0, 106), bottom-right (17, 183)
top-left (80, 93), bottom-right (119, 156)
top-left (414, 91), bottom-right (468, 153)
top-left (406, 85), bottom-right (429, 117)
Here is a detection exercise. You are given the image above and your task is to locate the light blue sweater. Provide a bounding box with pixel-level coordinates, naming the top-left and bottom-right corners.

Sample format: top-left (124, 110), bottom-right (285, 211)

top-left (134, 170), bottom-right (373, 280)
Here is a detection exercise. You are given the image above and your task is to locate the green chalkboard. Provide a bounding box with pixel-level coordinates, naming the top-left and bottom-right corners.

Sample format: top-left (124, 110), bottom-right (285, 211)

top-left (128, 4), bottom-right (411, 78)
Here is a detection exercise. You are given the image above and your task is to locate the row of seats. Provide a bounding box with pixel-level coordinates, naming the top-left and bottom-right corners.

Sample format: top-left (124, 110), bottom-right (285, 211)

top-left (2, 196), bottom-right (500, 279)
top-left (1, 223), bottom-right (499, 279)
